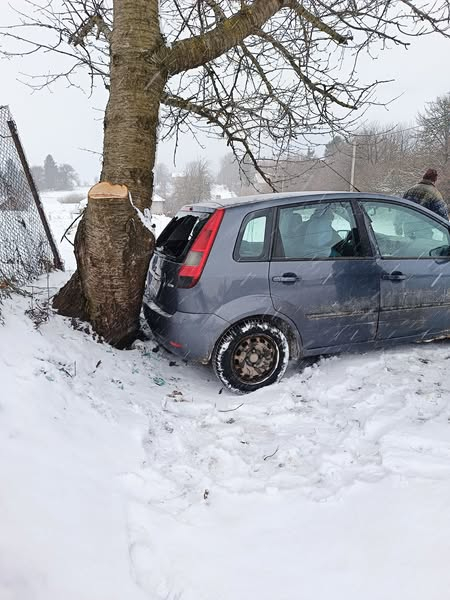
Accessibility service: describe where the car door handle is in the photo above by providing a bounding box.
[381,271,406,282]
[272,273,301,284]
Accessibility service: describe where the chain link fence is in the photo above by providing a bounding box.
[0,106,61,297]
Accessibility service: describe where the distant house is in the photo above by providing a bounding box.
[152,193,166,215]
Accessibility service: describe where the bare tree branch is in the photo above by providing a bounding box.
[162,0,286,75]
[162,0,350,75]
[2,0,450,196]
[282,0,349,44]
[161,91,277,190]
[69,14,112,46]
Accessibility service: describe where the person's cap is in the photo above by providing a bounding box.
[423,168,438,182]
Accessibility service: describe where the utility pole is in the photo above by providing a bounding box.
[350,139,356,192]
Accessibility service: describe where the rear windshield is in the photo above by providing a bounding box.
[156,211,211,260]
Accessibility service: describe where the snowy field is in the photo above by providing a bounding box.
[2,191,450,599]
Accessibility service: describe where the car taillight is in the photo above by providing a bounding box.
[178,209,224,288]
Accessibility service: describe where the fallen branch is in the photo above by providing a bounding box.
[218,403,244,413]
[263,446,279,461]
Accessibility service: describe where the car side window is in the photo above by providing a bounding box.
[274,201,362,260]
[362,201,450,258]
[235,211,268,260]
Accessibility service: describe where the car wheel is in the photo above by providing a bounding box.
[212,320,290,393]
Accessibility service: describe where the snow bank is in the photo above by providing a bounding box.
[40,188,90,272]
[3,189,450,599]
[151,213,170,236]
[2,285,450,599]
[211,184,236,200]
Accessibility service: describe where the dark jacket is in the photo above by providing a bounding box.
[403,180,448,219]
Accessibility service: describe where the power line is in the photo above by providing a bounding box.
[350,124,422,138]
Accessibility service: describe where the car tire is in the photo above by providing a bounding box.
[212,320,290,394]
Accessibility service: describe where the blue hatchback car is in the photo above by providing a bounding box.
[144,192,450,393]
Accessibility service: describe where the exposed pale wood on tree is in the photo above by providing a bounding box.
[53,182,153,347]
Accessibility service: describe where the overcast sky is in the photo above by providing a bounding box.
[1,3,449,183]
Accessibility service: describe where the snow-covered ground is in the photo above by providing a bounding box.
[211,184,237,200]
[2,192,450,599]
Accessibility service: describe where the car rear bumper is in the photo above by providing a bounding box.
[143,301,229,363]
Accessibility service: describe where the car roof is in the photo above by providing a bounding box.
[186,191,405,212]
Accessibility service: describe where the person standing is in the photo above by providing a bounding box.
[403,168,448,219]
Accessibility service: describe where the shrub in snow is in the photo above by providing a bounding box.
[57,193,85,205]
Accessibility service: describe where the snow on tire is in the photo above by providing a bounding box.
[212,320,290,394]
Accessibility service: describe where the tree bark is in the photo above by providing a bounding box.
[101,0,166,211]
[53,183,153,347]
[54,0,165,346]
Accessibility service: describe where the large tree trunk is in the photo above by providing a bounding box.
[53,183,153,347]
[100,0,166,210]
[54,0,166,347]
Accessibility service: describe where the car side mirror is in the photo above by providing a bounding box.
[429,245,450,257]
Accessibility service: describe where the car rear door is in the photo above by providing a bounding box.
[269,199,379,351]
[146,208,214,314]
[360,199,450,340]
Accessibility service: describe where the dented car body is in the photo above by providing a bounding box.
[144,191,450,392]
